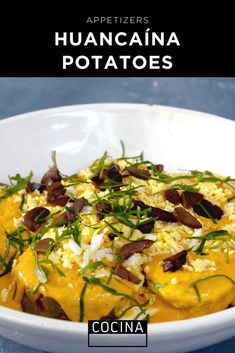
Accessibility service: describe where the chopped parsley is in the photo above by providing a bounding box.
[0,172,32,202]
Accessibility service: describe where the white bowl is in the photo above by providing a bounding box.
[0,103,235,353]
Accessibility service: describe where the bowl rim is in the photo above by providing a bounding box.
[0,300,235,336]
[0,102,234,127]
[0,102,235,336]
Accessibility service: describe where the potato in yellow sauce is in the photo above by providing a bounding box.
[0,151,235,322]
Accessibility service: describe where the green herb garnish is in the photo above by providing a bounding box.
[5,227,32,255]
[170,184,199,193]
[63,174,91,185]
[196,202,217,224]
[79,282,88,322]
[227,195,235,202]
[33,282,43,295]
[44,259,65,277]
[192,230,229,255]
[0,172,32,202]
[0,240,17,278]
[35,256,48,283]
[191,274,235,303]
[83,276,146,316]
[34,208,49,222]
[34,246,65,284]
[117,145,144,162]
[150,279,166,294]
[19,194,25,212]
[104,221,132,241]
[51,150,58,168]
[90,151,109,179]
[58,222,81,247]
[79,261,103,275]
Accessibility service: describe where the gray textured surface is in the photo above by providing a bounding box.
[0,77,235,120]
[0,77,234,353]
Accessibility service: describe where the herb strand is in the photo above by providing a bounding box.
[83,276,146,315]
[79,261,103,275]
[191,274,235,303]
[0,172,32,202]
[79,282,88,322]
[192,230,229,255]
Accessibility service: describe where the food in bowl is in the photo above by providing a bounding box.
[0,145,235,323]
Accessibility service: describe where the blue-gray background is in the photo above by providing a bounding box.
[0,77,235,353]
[0,77,235,120]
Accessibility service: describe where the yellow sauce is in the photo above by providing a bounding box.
[0,160,235,323]
[12,247,136,321]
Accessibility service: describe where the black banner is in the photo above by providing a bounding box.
[88,320,148,347]
[0,3,234,76]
